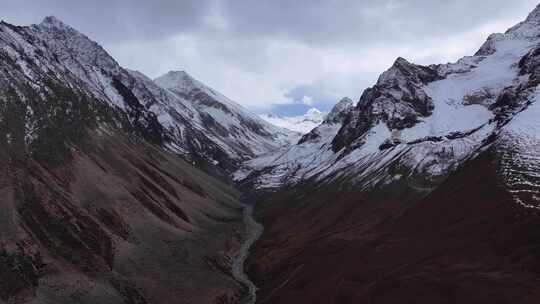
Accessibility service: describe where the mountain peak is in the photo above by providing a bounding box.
[324,97,354,124]
[261,108,325,134]
[154,70,198,90]
[502,4,540,40]
[394,56,410,65]
[378,55,442,87]
[40,15,69,29]
[336,96,353,105]
[32,15,121,74]
[165,70,190,77]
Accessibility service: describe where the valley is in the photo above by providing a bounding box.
[2,3,540,304]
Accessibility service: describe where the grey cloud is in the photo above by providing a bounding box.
[2,0,213,42]
[4,0,538,45]
[2,0,539,113]
[217,0,538,47]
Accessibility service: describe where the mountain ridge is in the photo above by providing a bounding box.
[237,7,540,195]
[15,15,296,175]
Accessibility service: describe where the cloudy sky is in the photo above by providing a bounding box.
[3,1,539,115]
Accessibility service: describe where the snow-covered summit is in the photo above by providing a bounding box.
[155,70,203,94]
[477,5,540,56]
[260,107,326,134]
[305,108,324,120]
[40,16,66,28]
[34,15,121,75]
[324,97,354,124]
[155,71,195,88]
[154,70,249,115]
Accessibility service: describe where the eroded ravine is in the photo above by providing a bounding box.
[232,205,264,304]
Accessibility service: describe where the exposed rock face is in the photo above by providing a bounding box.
[323,97,354,125]
[519,46,540,87]
[332,57,441,152]
[297,97,353,145]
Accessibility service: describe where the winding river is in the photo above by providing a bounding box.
[232,205,264,304]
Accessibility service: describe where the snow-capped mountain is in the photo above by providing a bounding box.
[0,16,297,175]
[0,16,263,304]
[238,4,540,202]
[236,97,353,185]
[260,108,326,134]
[152,70,299,165]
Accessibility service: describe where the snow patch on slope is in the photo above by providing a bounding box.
[499,88,540,210]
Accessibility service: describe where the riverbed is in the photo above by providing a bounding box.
[232,205,264,304]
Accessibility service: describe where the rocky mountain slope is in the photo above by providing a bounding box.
[0,16,284,304]
[152,70,298,171]
[260,108,326,134]
[244,4,540,304]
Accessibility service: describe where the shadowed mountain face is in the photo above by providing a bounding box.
[247,147,540,304]
[0,56,250,301]
[0,128,248,304]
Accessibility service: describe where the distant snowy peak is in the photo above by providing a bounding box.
[153,69,300,161]
[154,69,299,132]
[305,108,324,119]
[238,98,353,185]
[261,108,326,134]
[155,70,259,118]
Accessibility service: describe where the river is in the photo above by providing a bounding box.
[231,205,264,304]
